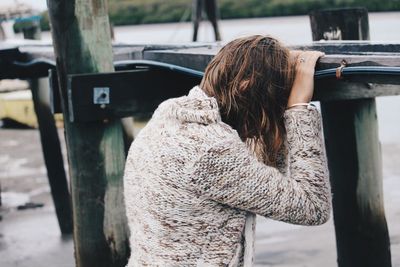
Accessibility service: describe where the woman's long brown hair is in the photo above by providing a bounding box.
[200,35,294,167]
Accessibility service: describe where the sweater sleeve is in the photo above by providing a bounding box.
[190,105,332,225]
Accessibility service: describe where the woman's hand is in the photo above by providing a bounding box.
[287,50,325,108]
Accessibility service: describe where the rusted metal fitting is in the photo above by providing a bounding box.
[336,59,348,79]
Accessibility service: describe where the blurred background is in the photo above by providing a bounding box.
[0,0,399,267]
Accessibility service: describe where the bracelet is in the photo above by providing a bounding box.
[287,102,310,109]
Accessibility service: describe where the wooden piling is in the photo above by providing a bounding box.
[310,8,391,267]
[204,0,221,41]
[47,1,129,266]
[24,21,73,235]
[22,19,42,40]
[30,78,73,234]
[310,8,370,41]
[192,0,201,41]
[192,0,221,41]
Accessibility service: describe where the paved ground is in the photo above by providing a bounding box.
[1,127,399,267]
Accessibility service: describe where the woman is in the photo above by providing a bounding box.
[123,35,331,266]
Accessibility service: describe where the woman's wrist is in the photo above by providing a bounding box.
[286,102,310,110]
[287,95,312,108]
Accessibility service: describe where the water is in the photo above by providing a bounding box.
[109,12,400,44]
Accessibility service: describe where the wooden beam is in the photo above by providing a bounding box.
[67,67,202,122]
[316,54,400,68]
[47,0,129,266]
[2,42,400,121]
[63,66,400,122]
[1,42,400,80]
[313,83,400,101]
[24,21,73,235]
[295,41,400,54]
[30,78,73,234]
[143,46,400,71]
[144,47,216,71]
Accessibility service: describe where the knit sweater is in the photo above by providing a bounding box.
[123,85,332,266]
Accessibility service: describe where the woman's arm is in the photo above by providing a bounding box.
[189,50,331,225]
[190,105,331,225]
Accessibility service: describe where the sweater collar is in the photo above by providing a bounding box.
[164,86,221,125]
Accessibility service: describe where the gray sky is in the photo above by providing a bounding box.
[0,0,47,11]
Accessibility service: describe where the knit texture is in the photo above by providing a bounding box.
[123,86,332,266]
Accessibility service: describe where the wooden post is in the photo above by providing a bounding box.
[24,21,73,235]
[22,19,42,40]
[310,8,391,267]
[0,23,6,40]
[47,1,129,266]
[192,0,221,41]
[121,117,134,155]
[0,183,2,221]
[30,78,73,234]
[204,0,221,41]
[310,8,370,41]
[192,0,203,41]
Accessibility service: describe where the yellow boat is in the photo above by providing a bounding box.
[0,90,38,128]
[0,88,64,128]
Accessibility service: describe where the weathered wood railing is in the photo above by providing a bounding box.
[3,42,400,118]
[1,40,400,267]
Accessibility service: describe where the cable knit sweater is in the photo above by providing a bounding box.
[123,85,331,266]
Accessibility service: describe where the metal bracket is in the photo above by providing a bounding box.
[336,59,348,79]
[66,65,202,122]
[93,87,110,105]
